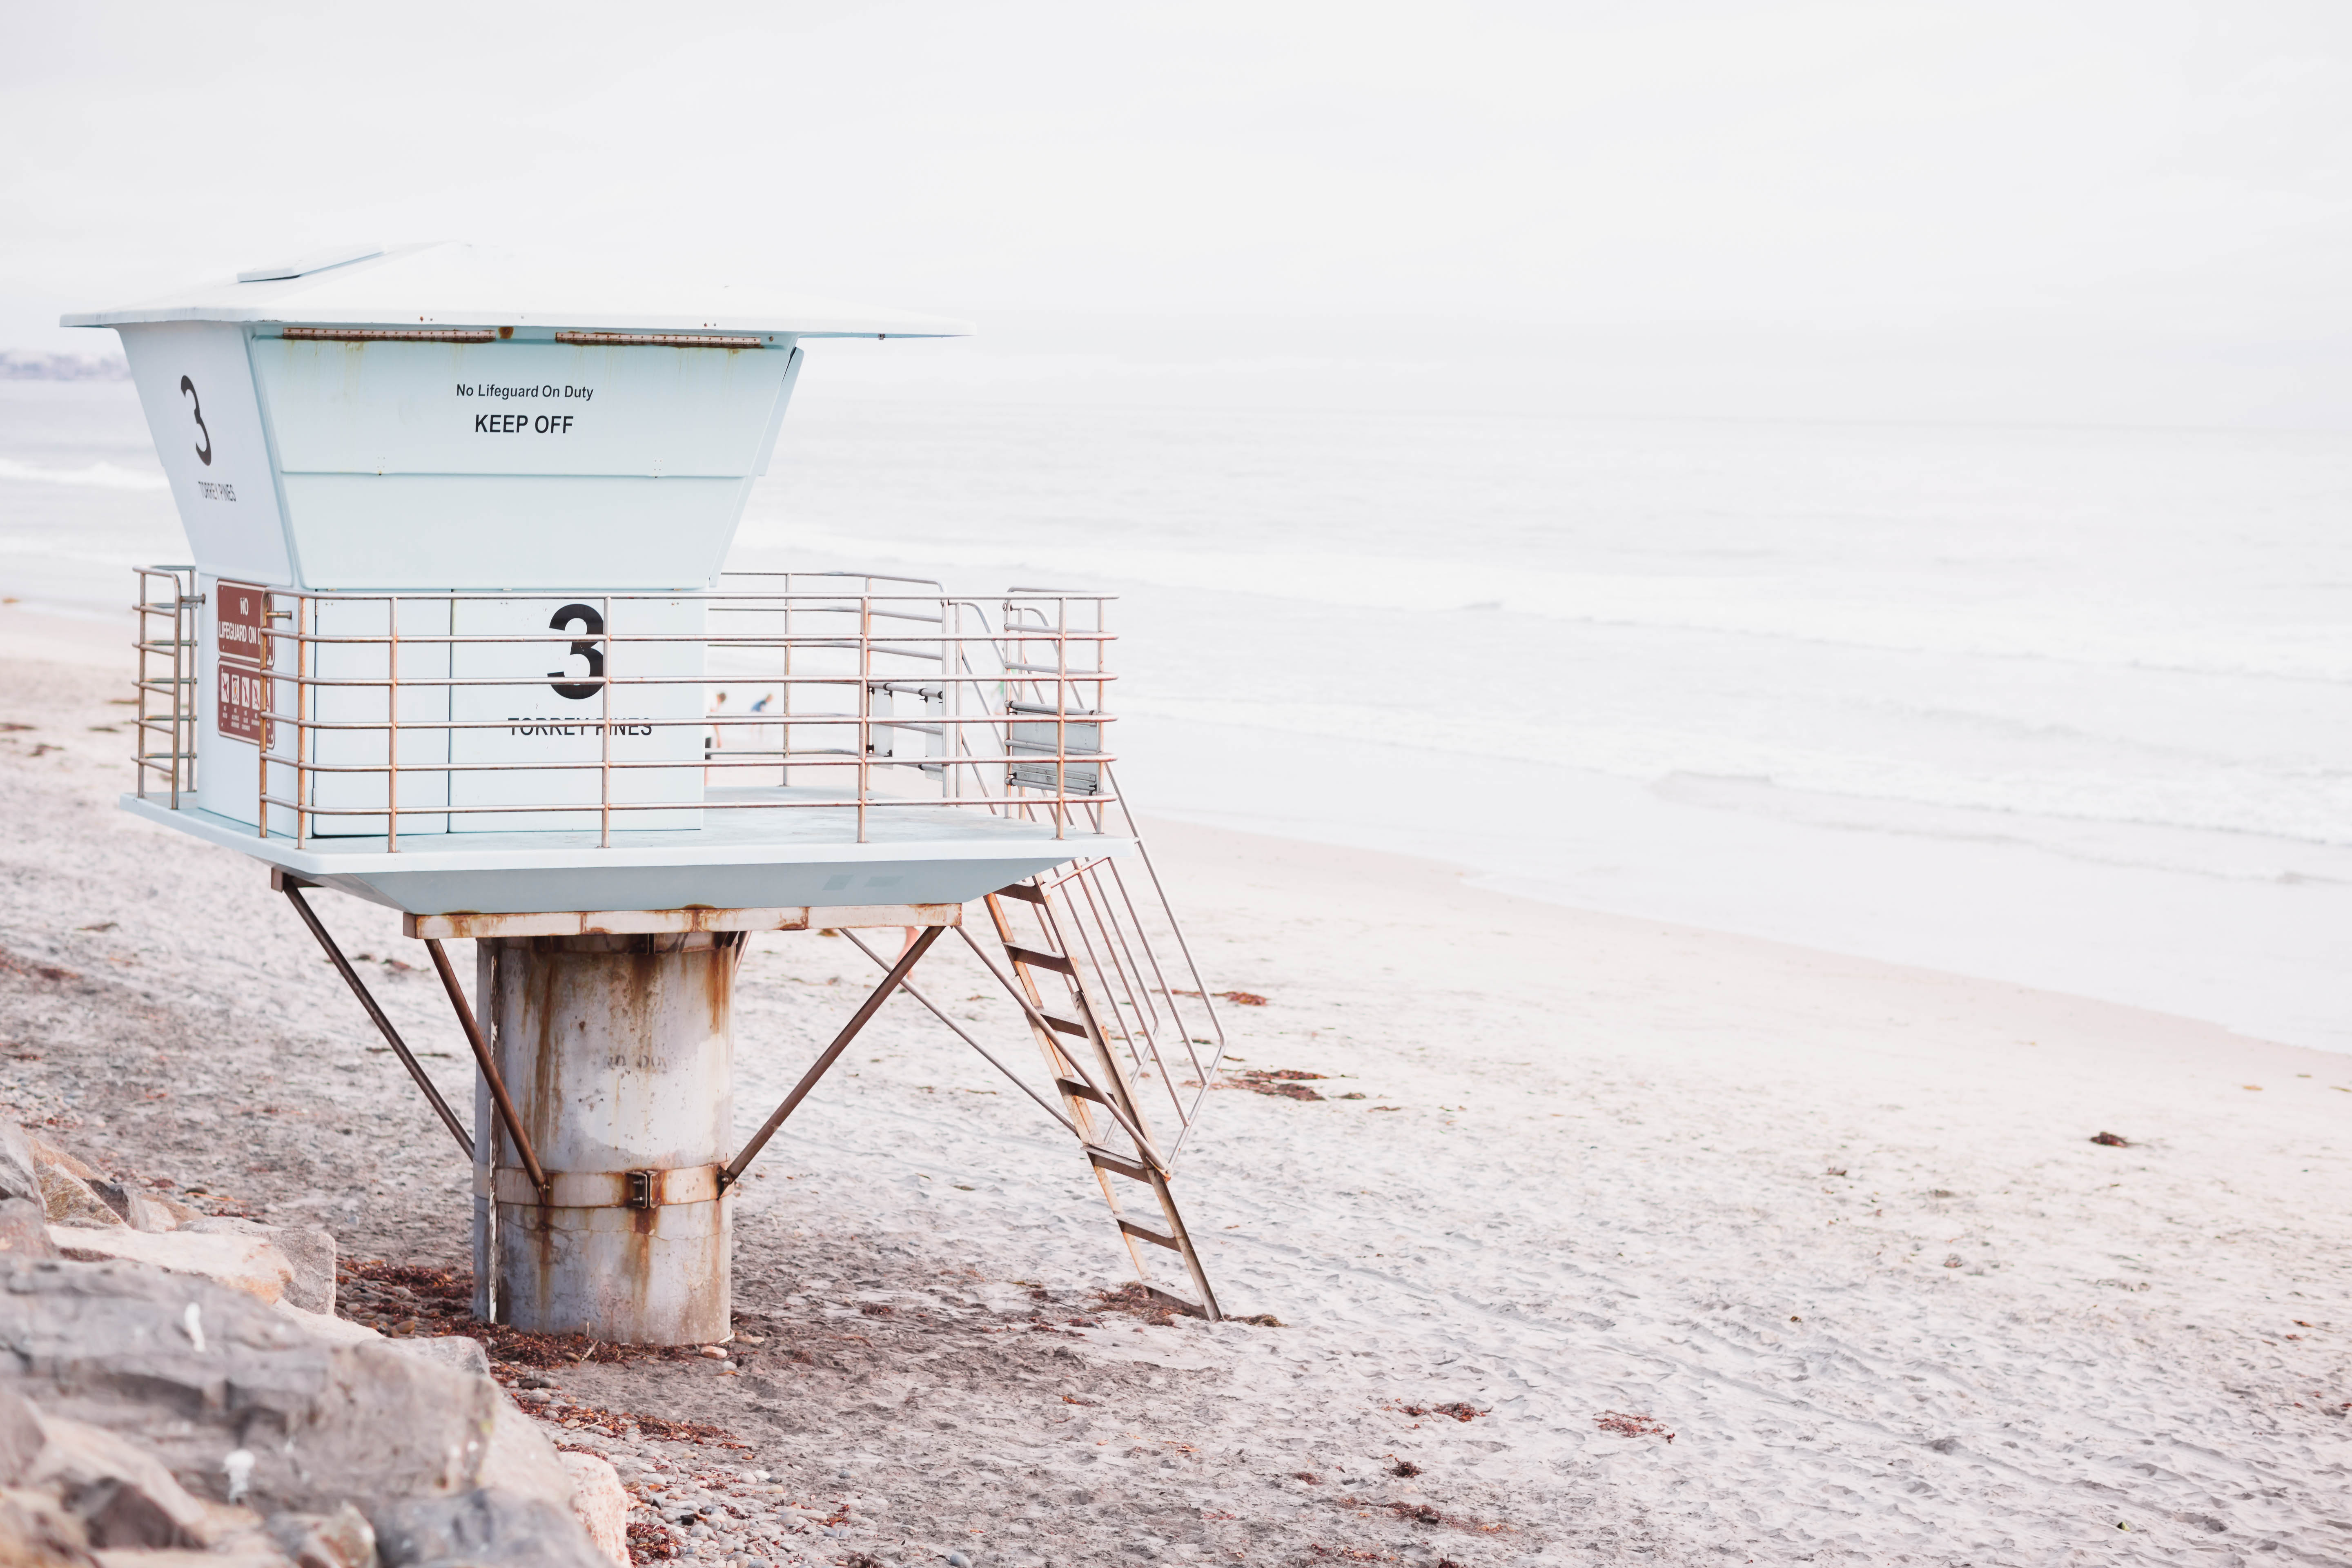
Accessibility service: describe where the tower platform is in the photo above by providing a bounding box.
[121,783,1123,915]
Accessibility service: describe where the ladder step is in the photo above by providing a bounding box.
[1006,944,1076,975]
[1118,1217,1183,1252]
[1144,1283,1211,1319]
[1040,1013,1089,1038]
[1056,1076,1107,1105]
[1085,1146,1153,1183]
[995,882,1049,904]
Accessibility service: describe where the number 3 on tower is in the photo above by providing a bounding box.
[180,375,212,467]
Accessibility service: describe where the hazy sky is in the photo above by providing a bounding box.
[5,1,2349,423]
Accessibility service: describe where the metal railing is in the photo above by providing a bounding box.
[133,566,200,809]
[1008,790,1232,1162]
[132,570,1120,849]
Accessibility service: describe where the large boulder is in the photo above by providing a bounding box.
[24,1409,216,1549]
[0,1124,40,1208]
[265,1502,376,1568]
[181,1219,336,1314]
[26,1137,124,1230]
[89,1180,191,1234]
[34,1169,119,1230]
[556,1452,629,1568]
[370,1488,606,1568]
[389,1337,490,1379]
[0,1483,97,1568]
[46,1228,297,1305]
[0,1385,258,1555]
[0,1201,55,1263]
[0,1260,580,1532]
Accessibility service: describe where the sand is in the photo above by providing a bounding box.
[0,605,2346,1566]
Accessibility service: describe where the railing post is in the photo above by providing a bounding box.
[386,595,400,853]
[177,572,196,810]
[295,593,309,848]
[256,587,270,842]
[857,595,871,844]
[1054,595,1069,839]
[600,592,613,849]
[945,597,961,806]
[779,595,793,790]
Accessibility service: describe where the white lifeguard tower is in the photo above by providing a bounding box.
[67,242,1229,1342]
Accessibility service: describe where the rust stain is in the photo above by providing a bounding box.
[483,931,738,1344]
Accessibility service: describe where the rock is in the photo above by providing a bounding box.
[270,1302,381,1347]
[36,1168,122,1230]
[0,1389,45,1484]
[556,1452,628,1568]
[0,1200,56,1263]
[369,1488,609,1568]
[107,1541,301,1568]
[88,1182,181,1235]
[0,1260,565,1516]
[0,1483,94,1567]
[266,1503,376,1568]
[26,1410,213,1549]
[0,1123,40,1207]
[479,1399,574,1517]
[26,1139,94,1184]
[45,1228,294,1306]
[180,1221,335,1314]
[92,1532,302,1568]
[388,1336,490,1379]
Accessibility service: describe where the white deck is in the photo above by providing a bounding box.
[119,786,1120,915]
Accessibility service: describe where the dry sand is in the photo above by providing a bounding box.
[0,604,2347,1566]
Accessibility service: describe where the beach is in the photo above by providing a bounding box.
[2,610,2345,1565]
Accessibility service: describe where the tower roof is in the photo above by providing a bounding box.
[61,241,969,338]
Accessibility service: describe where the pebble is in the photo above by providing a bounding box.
[947,1554,972,1567]
[699,1345,728,1360]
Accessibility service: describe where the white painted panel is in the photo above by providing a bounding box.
[448,595,705,833]
[251,339,789,477]
[277,474,747,590]
[302,596,451,837]
[751,346,802,476]
[118,325,292,583]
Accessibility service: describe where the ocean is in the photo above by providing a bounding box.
[5,371,2348,1051]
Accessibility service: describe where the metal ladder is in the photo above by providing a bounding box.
[981,855,1223,1320]
[841,590,1232,1316]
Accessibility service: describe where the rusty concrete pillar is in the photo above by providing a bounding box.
[476,932,739,1344]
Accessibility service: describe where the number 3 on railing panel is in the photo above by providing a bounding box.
[132,572,1120,850]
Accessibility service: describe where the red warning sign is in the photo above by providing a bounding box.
[217,662,265,742]
[216,582,267,666]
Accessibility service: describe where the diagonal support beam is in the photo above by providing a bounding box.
[422,937,549,1198]
[719,924,944,1191]
[275,875,473,1160]
[837,930,1076,1136]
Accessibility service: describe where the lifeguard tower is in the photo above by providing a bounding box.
[67,242,1229,1343]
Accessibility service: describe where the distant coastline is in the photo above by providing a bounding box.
[0,349,128,381]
